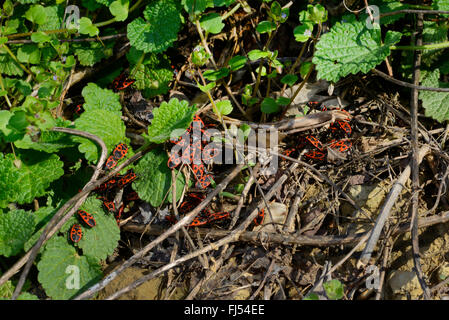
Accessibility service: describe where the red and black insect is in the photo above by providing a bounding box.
[77,210,96,228]
[74,104,84,115]
[103,200,116,212]
[117,170,137,189]
[105,156,118,170]
[69,224,83,243]
[125,191,139,202]
[329,139,352,153]
[112,73,135,91]
[115,204,124,225]
[253,208,265,226]
[304,150,326,161]
[304,135,323,151]
[112,143,128,160]
[207,211,230,223]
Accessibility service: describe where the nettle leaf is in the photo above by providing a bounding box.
[323,279,344,300]
[127,0,181,53]
[15,120,76,153]
[37,236,102,300]
[312,16,402,83]
[0,151,64,208]
[110,0,129,21]
[433,0,449,14]
[422,21,447,66]
[127,48,173,98]
[0,50,24,76]
[72,40,114,67]
[133,148,185,207]
[200,12,225,34]
[74,109,127,162]
[61,197,120,261]
[38,5,64,31]
[361,0,408,25]
[419,69,449,122]
[145,98,197,144]
[0,209,35,257]
[81,83,122,115]
[24,205,58,252]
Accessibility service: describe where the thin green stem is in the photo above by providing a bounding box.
[222,3,241,21]
[0,73,12,108]
[130,52,145,78]
[391,41,449,51]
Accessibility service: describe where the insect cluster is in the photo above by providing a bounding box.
[284,101,353,161]
[68,143,138,243]
[167,114,220,189]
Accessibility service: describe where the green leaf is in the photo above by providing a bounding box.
[133,148,185,206]
[276,96,290,106]
[323,279,344,300]
[312,16,402,83]
[0,151,64,208]
[247,49,271,61]
[37,236,102,300]
[214,0,234,6]
[0,209,35,257]
[15,122,75,153]
[303,293,319,300]
[81,83,122,116]
[256,20,276,34]
[0,50,23,76]
[62,197,120,261]
[17,44,41,64]
[203,68,229,81]
[38,5,64,31]
[24,5,48,25]
[198,82,216,93]
[215,100,233,116]
[200,13,225,34]
[261,97,280,114]
[422,21,448,66]
[74,109,127,163]
[293,23,313,42]
[127,48,173,98]
[127,0,181,53]
[145,98,197,144]
[228,55,247,71]
[281,74,298,86]
[30,31,51,43]
[299,4,327,25]
[419,69,449,122]
[300,62,313,78]
[110,0,129,21]
[191,46,210,66]
[433,0,449,14]
[78,17,99,37]
[182,0,210,15]
[72,41,114,67]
